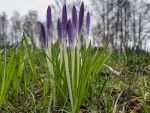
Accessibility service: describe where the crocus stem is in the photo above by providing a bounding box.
[60,47,63,69]
[64,42,73,108]
[60,46,64,89]
[76,38,80,89]
[86,34,89,50]
[71,48,75,100]
[46,42,56,108]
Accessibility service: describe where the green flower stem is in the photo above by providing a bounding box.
[64,43,73,108]
[46,42,56,107]
[86,35,89,50]
[60,46,63,69]
[60,46,64,86]
[71,48,77,105]
[71,49,75,91]
[77,41,80,89]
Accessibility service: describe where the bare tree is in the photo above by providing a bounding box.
[0,12,8,48]
[10,12,21,45]
[22,10,38,38]
[22,10,38,49]
[91,0,150,51]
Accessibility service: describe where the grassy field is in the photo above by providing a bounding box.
[0,32,150,113]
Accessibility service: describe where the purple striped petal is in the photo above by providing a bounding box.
[78,2,84,35]
[72,6,78,35]
[57,18,62,43]
[47,5,52,34]
[41,23,47,48]
[62,4,68,38]
[67,20,74,50]
[86,11,90,35]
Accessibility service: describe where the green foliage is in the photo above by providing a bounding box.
[44,40,111,112]
[0,47,17,107]
[0,31,150,113]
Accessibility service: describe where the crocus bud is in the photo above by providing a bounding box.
[72,6,78,36]
[41,23,47,48]
[47,5,52,34]
[57,18,62,44]
[78,2,84,36]
[67,20,74,50]
[62,4,68,38]
[86,11,90,35]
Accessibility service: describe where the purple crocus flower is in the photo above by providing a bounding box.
[72,6,78,35]
[57,18,62,43]
[47,5,52,34]
[86,11,90,35]
[62,4,68,38]
[67,20,74,50]
[78,2,84,36]
[41,23,47,48]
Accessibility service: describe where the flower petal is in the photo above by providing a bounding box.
[86,11,90,35]
[57,18,62,43]
[62,4,68,38]
[72,6,78,35]
[78,2,84,35]
[41,23,47,48]
[68,20,74,49]
[47,5,52,33]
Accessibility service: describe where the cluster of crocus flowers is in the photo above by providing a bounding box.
[41,2,90,49]
[41,2,90,111]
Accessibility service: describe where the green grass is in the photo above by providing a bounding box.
[0,32,150,112]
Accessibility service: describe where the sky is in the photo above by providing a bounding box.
[0,0,54,21]
[0,0,90,21]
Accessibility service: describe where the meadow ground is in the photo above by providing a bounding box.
[0,35,150,113]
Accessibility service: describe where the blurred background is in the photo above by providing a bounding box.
[0,0,150,52]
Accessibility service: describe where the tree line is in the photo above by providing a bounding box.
[0,10,42,49]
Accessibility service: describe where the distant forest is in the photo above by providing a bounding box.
[0,0,150,52]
